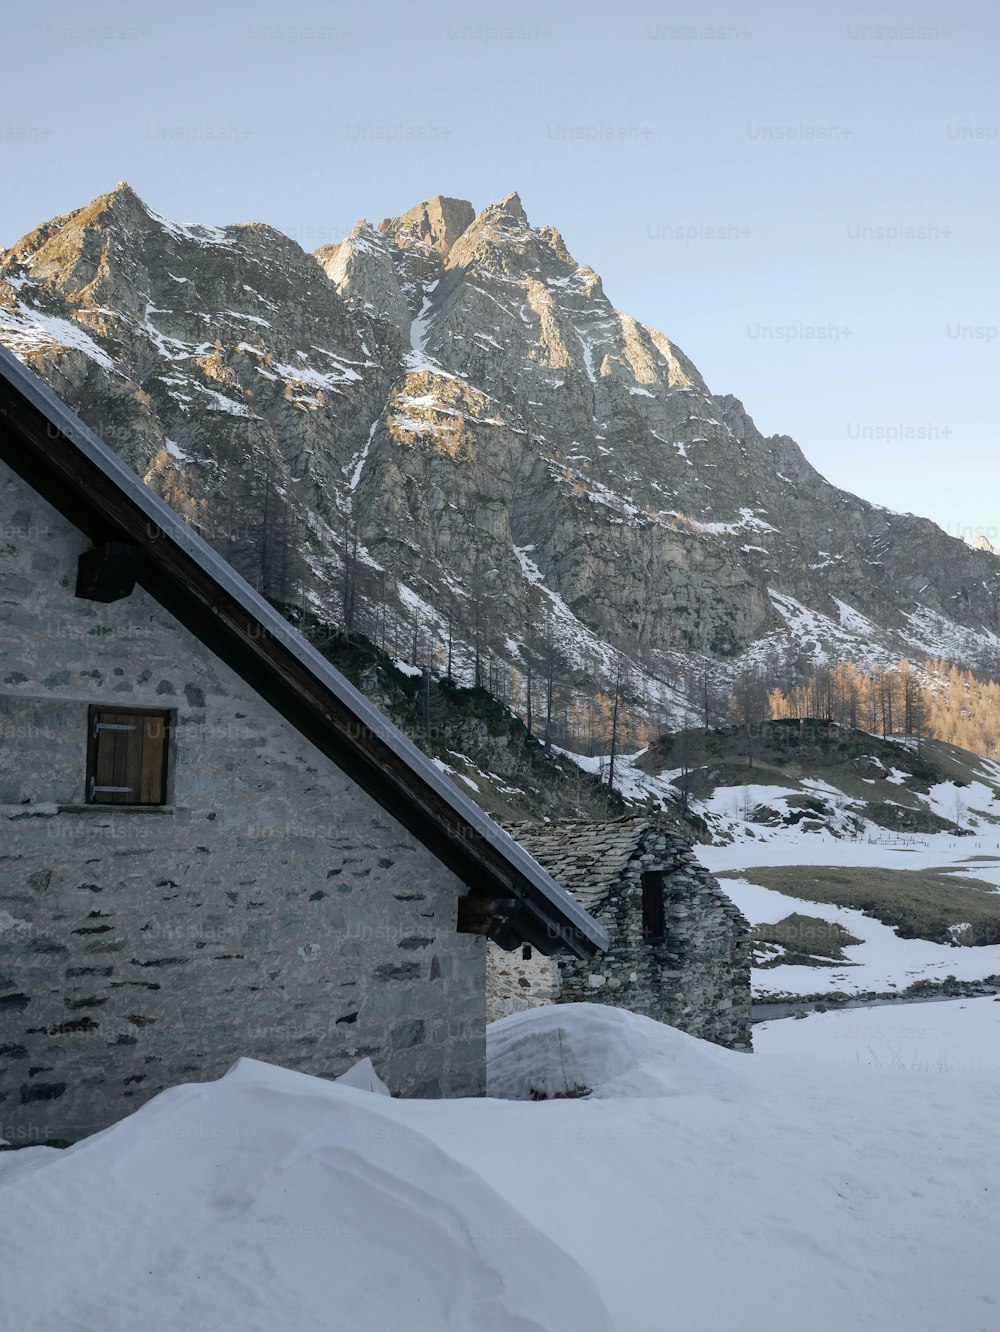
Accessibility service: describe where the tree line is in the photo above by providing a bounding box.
[766,658,1000,759]
[196,461,1000,772]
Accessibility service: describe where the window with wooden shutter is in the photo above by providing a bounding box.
[86,707,171,806]
[641,871,666,942]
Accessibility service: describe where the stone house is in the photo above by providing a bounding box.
[487,818,752,1050]
[0,344,606,1144]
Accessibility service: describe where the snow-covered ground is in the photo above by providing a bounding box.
[560,735,1000,1000]
[2,1002,998,1332]
[697,829,1000,998]
[755,991,1000,1074]
[714,866,1000,997]
[0,1054,611,1332]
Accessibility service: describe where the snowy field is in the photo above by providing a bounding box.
[2,1001,998,1332]
[755,991,1000,1074]
[628,751,1000,999]
[697,831,1000,998]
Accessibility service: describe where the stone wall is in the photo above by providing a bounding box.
[487,821,752,1051]
[486,942,559,1020]
[0,462,485,1145]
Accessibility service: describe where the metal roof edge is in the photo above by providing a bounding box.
[0,344,608,953]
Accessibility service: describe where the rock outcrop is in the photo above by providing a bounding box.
[2,183,998,729]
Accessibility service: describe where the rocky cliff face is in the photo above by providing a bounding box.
[2,183,997,729]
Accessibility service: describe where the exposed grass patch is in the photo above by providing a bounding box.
[752,913,862,968]
[929,861,1000,873]
[718,865,1000,946]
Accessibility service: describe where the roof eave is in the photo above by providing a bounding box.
[0,346,608,959]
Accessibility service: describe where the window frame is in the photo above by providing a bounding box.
[85,705,173,808]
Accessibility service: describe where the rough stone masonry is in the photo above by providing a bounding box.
[0,461,486,1144]
[488,818,752,1051]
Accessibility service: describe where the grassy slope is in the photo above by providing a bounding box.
[718,864,1000,947]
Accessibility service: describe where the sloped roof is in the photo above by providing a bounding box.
[0,343,606,958]
[512,816,662,912]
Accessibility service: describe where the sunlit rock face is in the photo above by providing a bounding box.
[3,183,998,727]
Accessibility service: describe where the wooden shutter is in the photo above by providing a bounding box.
[87,707,170,806]
[641,871,666,942]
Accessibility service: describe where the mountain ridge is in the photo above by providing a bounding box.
[1,182,997,741]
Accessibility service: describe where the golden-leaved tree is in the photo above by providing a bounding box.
[767,657,1000,759]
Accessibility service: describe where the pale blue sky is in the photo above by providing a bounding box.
[4,0,997,542]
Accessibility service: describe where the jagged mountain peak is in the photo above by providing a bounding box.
[377,195,476,259]
[68,181,219,244]
[57,178,148,228]
[467,191,533,237]
[4,181,137,265]
[444,195,561,282]
[3,183,999,739]
[8,182,223,278]
[535,224,574,265]
[3,182,330,341]
[1,181,155,310]
[321,190,578,342]
[62,182,305,260]
[495,190,528,220]
[108,178,144,205]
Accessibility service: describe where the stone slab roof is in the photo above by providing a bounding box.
[508,816,669,912]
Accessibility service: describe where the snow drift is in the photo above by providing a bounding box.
[1,1003,999,1331]
[0,1056,612,1332]
[487,1000,744,1101]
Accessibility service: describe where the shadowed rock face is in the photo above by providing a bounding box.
[2,182,998,726]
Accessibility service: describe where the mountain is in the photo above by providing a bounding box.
[292,625,626,825]
[2,183,998,737]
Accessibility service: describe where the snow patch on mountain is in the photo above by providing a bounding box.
[685,507,777,537]
[901,605,1000,661]
[0,302,118,373]
[145,205,236,248]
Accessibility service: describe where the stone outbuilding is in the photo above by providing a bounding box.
[488,818,752,1050]
[0,345,606,1144]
